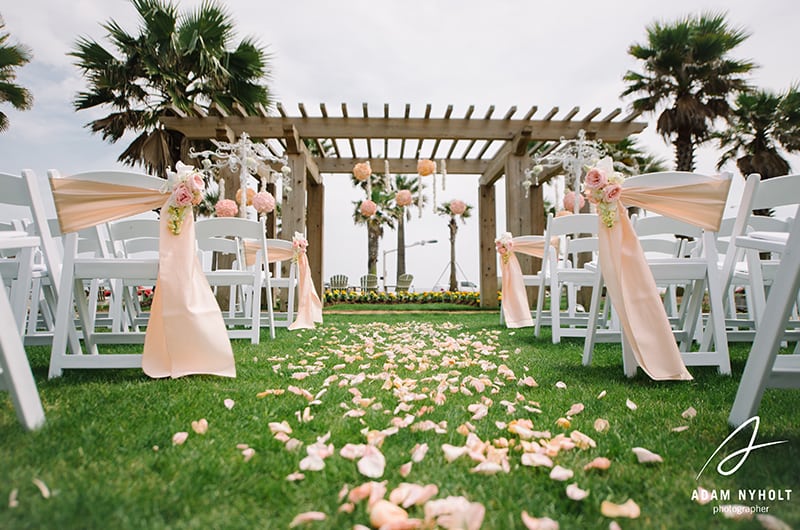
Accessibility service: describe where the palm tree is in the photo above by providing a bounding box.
[391,175,427,281]
[352,172,396,275]
[622,12,754,171]
[71,0,272,176]
[715,86,800,179]
[0,16,33,132]
[436,200,473,292]
[603,137,669,175]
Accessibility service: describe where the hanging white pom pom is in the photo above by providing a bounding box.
[441,159,447,190]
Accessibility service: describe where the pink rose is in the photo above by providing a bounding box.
[395,189,413,207]
[252,191,276,214]
[584,189,599,205]
[495,241,507,255]
[353,162,372,181]
[215,199,238,217]
[585,168,607,190]
[417,159,436,177]
[450,199,467,215]
[172,183,194,207]
[360,199,377,217]
[603,183,622,202]
[563,191,585,212]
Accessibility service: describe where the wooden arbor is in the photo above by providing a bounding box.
[160,103,645,306]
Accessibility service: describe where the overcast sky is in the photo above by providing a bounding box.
[1,0,798,290]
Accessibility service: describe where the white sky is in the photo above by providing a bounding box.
[1,0,798,290]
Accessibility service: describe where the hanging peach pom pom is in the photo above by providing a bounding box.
[253,191,276,214]
[360,199,377,217]
[563,190,585,212]
[450,199,467,215]
[236,187,256,206]
[215,199,239,217]
[353,162,372,181]
[396,189,413,207]
[417,159,436,176]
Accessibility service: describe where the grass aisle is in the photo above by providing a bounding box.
[1,312,798,529]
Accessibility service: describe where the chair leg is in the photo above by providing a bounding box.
[582,272,604,367]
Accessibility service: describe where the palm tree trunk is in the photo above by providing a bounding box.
[449,217,458,292]
[368,222,380,275]
[674,131,695,172]
[396,212,406,282]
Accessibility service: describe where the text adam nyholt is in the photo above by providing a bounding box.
[692,489,792,503]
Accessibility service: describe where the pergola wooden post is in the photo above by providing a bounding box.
[160,103,645,308]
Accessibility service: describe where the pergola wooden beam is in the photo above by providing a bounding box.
[282,125,322,185]
[317,157,489,174]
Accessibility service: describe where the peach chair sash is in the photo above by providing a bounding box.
[244,240,323,330]
[50,178,235,378]
[499,236,557,328]
[597,175,731,381]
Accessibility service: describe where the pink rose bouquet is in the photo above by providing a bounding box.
[449,199,467,215]
[215,199,239,218]
[417,159,436,177]
[395,189,413,207]
[563,190,585,213]
[495,232,514,264]
[252,191,276,214]
[353,162,372,182]
[583,157,625,228]
[166,162,206,235]
[291,231,308,262]
[360,199,377,217]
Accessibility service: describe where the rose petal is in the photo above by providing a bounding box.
[411,443,429,463]
[241,447,255,462]
[519,376,538,387]
[289,511,326,527]
[601,499,640,519]
[555,381,567,389]
[672,425,690,433]
[338,502,355,513]
[521,511,559,529]
[172,432,189,445]
[9,488,19,508]
[565,403,584,417]
[549,465,574,481]
[191,418,208,435]
[269,421,293,435]
[521,452,553,468]
[399,461,413,478]
[299,454,325,471]
[340,443,367,460]
[424,496,485,530]
[681,406,697,419]
[626,399,637,411]
[470,461,505,475]
[370,499,408,528]
[597,390,607,399]
[632,447,663,464]
[32,478,50,499]
[442,444,469,463]
[566,483,589,501]
[223,398,235,410]
[286,472,305,481]
[583,457,611,471]
[594,418,610,433]
[358,445,386,478]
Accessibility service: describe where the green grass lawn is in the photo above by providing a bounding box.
[1,312,798,529]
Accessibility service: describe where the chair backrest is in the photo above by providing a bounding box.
[330,274,348,289]
[107,218,161,258]
[53,170,165,191]
[541,213,599,268]
[195,217,267,270]
[633,214,702,258]
[396,273,414,291]
[360,274,378,291]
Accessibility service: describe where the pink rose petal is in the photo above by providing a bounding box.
[223,398,235,410]
[583,457,611,471]
[442,444,469,463]
[32,478,50,499]
[288,511,327,527]
[521,453,553,468]
[411,443,429,463]
[172,432,189,445]
[358,445,386,478]
[632,447,663,464]
[241,447,255,462]
[399,461,413,477]
[286,472,305,481]
[601,499,640,519]
[672,425,690,433]
[555,381,567,389]
[521,511,559,529]
[626,398,637,411]
[681,406,697,419]
[566,483,589,501]
[594,418,610,432]
[424,496,485,530]
[549,465,574,481]
[370,499,409,528]
[191,418,208,435]
[565,403,584,417]
[8,488,19,508]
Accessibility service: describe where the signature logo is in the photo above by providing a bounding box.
[696,416,788,480]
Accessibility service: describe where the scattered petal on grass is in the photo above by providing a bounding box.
[8,488,18,508]
[411,443,429,463]
[565,403,584,417]
[594,418,610,433]
[32,478,50,499]
[672,425,690,433]
[609,522,622,530]
[756,514,792,530]
[241,448,255,462]
[358,445,386,478]
[390,483,439,508]
[269,421,293,435]
[370,499,409,528]
[566,483,589,501]
[288,511,326,527]
[521,511,559,529]
[172,432,188,445]
[626,399,637,411]
[555,417,571,429]
[632,447,663,464]
[340,443,366,460]
[286,472,305,482]
[424,496,485,530]
[583,457,611,471]
[555,381,567,389]
[285,438,304,452]
[191,419,208,435]
[681,406,697,419]
[442,444,469,463]
[549,465,574,481]
[693,487,712,505]
[470,461,505,475]
[299,454,325,471]
[597,390,607,399]
[223,398,235,410]
[570,430,596,450]
[521,452,554,468]
[399,462,413,477]
[601,499,640,519]
[338,502,355,513]
[518,376,538,387]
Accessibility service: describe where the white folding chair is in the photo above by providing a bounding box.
[534,213,600,343]
[265,238,298,328]
[194,217,274,342]
[729,214,800,426]
[583,171,733,376]
[47,170,163,378]
[0,232,46,430]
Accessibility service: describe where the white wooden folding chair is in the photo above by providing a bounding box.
[583,171,733,376]
[194,217,274,342]
[534,213,600,343]
[729,214,800,426]
[47,170,163,378]
[265,238,298,328]
[0,232,46,430]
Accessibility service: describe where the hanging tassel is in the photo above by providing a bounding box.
[384,159,390,181]
[418,174,423,218]
[433,172,437,212]
[441,159,447,190]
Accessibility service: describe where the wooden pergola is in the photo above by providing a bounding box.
[160,102,646,307]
